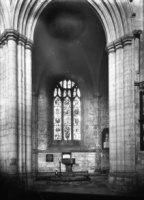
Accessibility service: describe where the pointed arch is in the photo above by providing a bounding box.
[10,0,133,44]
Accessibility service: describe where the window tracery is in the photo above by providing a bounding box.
[53,79,81,141]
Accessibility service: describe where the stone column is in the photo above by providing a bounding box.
[115,40,124,172]
[123,36,135,173]
[2,40,8,173]
[0,42,2,172]
[17,35,27,174]
[95,93,101,171]
[0,30,34,181]
[17,36,22,174]
[32,93,39,176]
[107,43,117,173]
[7,31,18,174]
[0,31,18,174]
[25,40,33,177]
[107,34,137,193]
[22,38,26,174]
[5,39,9,173]
[17,34,33,185]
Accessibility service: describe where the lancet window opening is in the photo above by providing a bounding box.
[53,79,81,141]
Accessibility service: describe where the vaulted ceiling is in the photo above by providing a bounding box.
[32,0,108,95]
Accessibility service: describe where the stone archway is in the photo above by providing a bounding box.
[0,0,141,192]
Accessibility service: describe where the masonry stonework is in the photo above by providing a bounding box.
[32,74,108,173]
[0,0,144,194]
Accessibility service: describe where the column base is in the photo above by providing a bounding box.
[108,172,137,193]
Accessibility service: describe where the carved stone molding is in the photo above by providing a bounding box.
[0,29,33,48]
[0,29,19,43]
[106,34,134,53]
[18,34,27,45]
[106,42,115,53]
[107,30,143,52]
[26,39,33,50]
[122,34,134,46]
[5,29,19,42]
[114,39,123,50]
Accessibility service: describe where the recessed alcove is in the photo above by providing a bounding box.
[32,0,108,174]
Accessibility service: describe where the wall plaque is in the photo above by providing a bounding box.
[46,154,53,162]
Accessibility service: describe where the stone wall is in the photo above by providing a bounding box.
[33,75,109,173]
[38,152,95,173]
[37,88,48,150]
[101,96,109,171]
[83,95,99,150]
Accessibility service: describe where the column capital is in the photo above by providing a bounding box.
[0,34,6,45]
[18,34,27,46]
[0,29,19,44]
[0,29,33,47]
[106,34,134,53]
[121,34,134,46]
[106,42,115,53]
[114,39,123,50]
[133,29,143,39]
[25,39,33,50]
[3,29,19,42]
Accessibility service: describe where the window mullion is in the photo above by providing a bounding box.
[53,80,81,142]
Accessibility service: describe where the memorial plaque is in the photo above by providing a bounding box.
[46,154,53,162]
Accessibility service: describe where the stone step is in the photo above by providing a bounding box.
[35,176,91,186]
[35,172,91,186]
[36,171,89,180]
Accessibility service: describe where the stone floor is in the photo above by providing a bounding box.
[1,174,144,200]
[35,174,113,195]
[34,174,144,199]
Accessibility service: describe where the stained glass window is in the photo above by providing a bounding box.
[53,80,81,141]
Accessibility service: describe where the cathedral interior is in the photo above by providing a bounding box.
[0,0,144,199]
